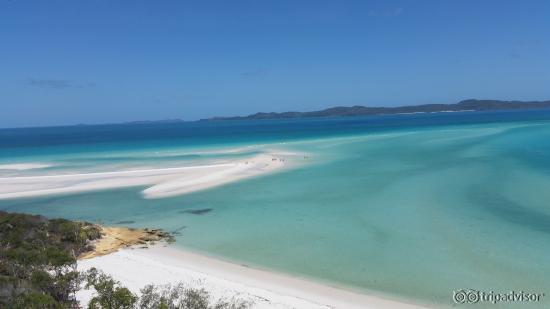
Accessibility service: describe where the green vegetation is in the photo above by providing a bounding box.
[82,268,250,309]
[84,268,137,309]
[0,211,101,308]
[138,282,250,309]
[0,211,251,309]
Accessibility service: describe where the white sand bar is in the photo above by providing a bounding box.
[77,245,428,309]
[0,154,291,200]
[0,163,52,170]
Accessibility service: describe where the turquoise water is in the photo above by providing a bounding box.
[2,111,550,308]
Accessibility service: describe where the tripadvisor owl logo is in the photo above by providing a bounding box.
[453,289,544,305]
[453,289,480,304]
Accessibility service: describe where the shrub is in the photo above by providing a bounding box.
[139,282,251,309]
[84,268,138,309]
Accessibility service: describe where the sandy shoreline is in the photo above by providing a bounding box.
[77,244,429,309]
[0,153,296,200]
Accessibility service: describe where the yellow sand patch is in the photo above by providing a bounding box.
[79,226,170,259]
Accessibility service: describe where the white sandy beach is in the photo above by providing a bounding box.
[77,245,428,309]
[0,153,294,200]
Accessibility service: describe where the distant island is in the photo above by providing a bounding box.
[7,99,550,130]
[207,99,550,121]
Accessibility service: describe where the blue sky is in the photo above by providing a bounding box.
[1,0,549,127]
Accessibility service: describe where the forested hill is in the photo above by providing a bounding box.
[208,99,550,121]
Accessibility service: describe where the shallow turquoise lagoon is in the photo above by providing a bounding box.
[2,111,550,308]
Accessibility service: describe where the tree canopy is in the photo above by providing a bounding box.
[0,211,101,308]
